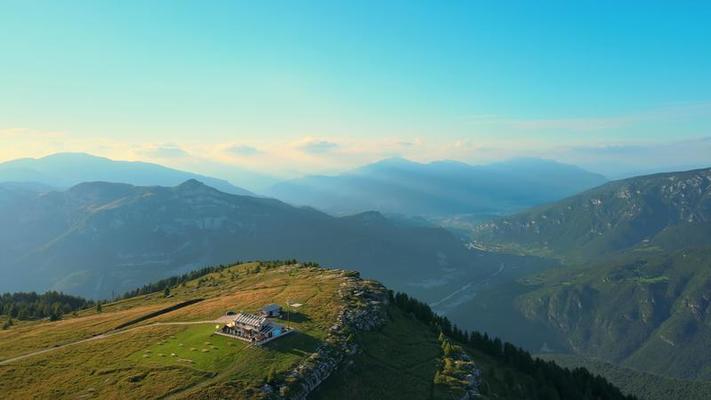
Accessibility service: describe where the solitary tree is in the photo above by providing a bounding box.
[96,303,102,313]
[163,287,171,297]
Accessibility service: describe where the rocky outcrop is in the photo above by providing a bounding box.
[438,337,481,400]
[269,271,387,400]
[456,352,481,400]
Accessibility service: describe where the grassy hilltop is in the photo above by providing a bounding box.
[0,262,471,399]
[0,261,633,400]
[0,262,346,398]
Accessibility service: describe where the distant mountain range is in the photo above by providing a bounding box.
[3,153,710,397]
[470,167,711,381]
[0,153,253,196]
[0,179,516,299]
[265,157,607,217]
[0,153,609,220]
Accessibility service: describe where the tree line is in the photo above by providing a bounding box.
[2,259,314,328]
[119,259,318,299]
[119,263,236,299]
[1,291,94,323]
[389,291,638,400]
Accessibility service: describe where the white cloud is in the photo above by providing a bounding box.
[138,144,189,159]
[296,139,340,154]
[225,144,262,156]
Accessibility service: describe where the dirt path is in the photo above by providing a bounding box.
[0,320,219,366]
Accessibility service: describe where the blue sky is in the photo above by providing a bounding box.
[1,1,711,182]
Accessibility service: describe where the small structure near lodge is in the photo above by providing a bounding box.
[261,303,282,318]
[216,304,292,345]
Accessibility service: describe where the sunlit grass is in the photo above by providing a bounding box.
[0,262,346,399]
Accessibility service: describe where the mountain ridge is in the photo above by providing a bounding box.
[0,152,253,196]
[266,157,607,217]
[472,166,711,260]
[0,179,508,301]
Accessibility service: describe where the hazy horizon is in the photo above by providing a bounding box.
[3,147,711,193]
[2,2,711,183]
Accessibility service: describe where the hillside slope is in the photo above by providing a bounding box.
[469,168,711,382]
[0,152,252,195]
[539,353,711,400]
[473,167,711,260]
[518,248,711,380]
[0,180,522,303]
[0,262,634,400]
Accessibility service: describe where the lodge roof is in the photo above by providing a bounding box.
[232,312,267,328]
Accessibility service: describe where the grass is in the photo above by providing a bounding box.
[0,302,172,362]
[0,262,523,400]
[130,324,248,372]
[311,305,453,400]
[0,262,348,399]
[0,324,209,399]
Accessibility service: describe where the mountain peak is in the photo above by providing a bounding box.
[343,210,388,225]
[177,179,209,190]
[179,178,204,186]
[40,152,109,162]
[0,152,253,196]
[360,157,420,169]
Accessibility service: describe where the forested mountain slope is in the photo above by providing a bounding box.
[470,168,711,382]
[473,167,711,260]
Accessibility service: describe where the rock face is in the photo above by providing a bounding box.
[271,271,388,400]
[437,335,481,400]
[455,351,481,400]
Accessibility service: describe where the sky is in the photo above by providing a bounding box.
[2,1,711,186]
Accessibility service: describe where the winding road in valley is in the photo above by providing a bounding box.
[429,263,505,312]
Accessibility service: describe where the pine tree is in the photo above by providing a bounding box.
[433,370,445,385]
[96,303,102,313]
